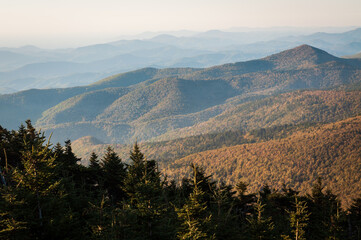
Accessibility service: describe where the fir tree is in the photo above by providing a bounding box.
[0,185,28,239]
[87,195,121,240]
[282,197,310,240]
[307,177,344,240]
[246,195,275,240]
[130,141,144,168]
[212,182,240,240]
[235,180,255,222]
[87,152,103,190]
[89,152,101,171]
[124,142,161,201]
[122,143,171,240]
[100,146,126,203]
[176,164,215,240]
[0,131,61,239]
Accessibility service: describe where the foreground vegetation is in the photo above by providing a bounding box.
[1,121,361,239]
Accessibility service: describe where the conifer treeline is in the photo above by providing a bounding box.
[0,121,361,239]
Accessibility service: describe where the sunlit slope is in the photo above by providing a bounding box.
[164,116,361,206]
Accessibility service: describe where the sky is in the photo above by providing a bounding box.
[1,0,361,48]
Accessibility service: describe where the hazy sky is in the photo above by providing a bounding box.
[1,0,361,48]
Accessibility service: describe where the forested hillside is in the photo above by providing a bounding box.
[1,122,361,239]
[71,89,361,160]
[72,114,361,207]
[152,90,361,141]
[2,45,361,144]
[163,116,361,207]
[33,46,361,143]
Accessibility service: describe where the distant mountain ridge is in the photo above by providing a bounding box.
[1,45,361,144]
[1,28,361,93]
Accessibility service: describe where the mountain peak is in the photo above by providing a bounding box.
[293,44,316,50]
[264,44,339,69]
[289,44,329,54]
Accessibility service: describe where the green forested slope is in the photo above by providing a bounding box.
[0,67,199,129]
[37,87,130,125]
[152,90,361,141]
[45,89,361,143]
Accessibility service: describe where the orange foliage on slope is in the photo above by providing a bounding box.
[164,116,361,207]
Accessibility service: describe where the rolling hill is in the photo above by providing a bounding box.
[163,116,361,207]
[37,45,361,143]
[71,89,361,161]
[2,45,361,144]
[0,67,198,130]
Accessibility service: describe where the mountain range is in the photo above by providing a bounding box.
[1,28,361,94]
[2,43,361,205]
[1,44,361,145]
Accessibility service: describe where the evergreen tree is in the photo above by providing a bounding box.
[307,177,344,240]
[87,152,103,191]
[100,146,126,203]
[89,152,101,171]
[184,163,216,207]
[0,132,61,239]
[176,164,215,240]
[87,195,121,240]
[212,182,240,240]
[122,143,172,240]
[124,142,161,201]
[235,180,255,222]
[246,195,275,240]
[282,197,310,240]
[130,141,144,168]
[0,184,28,239]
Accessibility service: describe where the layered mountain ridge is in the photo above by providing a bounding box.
[1,27,361,93]
[2,44,361,205]
[1,45,361,144]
